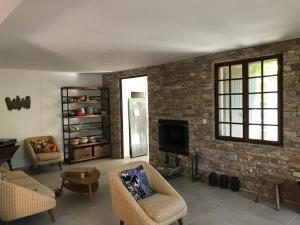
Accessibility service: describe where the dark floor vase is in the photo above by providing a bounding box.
[219,174,229,189]
[209,172,218,186]
[230,177,240,192]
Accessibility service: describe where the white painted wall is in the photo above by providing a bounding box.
[121,76,148,158]
[0,68,102,168]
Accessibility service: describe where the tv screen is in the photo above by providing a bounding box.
[159,120,189,155]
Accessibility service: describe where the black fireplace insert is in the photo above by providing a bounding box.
[158,119,189,155]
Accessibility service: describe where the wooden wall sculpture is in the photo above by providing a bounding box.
[5,96,31,111]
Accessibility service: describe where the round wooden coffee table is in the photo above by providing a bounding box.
[60,168,100,200]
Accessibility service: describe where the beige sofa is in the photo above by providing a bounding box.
[108,161,187,225]
[0,167,56,224]
[24,136,63,173]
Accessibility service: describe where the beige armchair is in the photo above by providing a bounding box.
[108,161,187,225]
[24,136,63,173]
[0,168,56,224]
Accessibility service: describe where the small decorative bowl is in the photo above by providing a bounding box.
[74,108,85,116]
[70,138,79,145]
[79,137,88,144]
[88,136,96,143]
[69,111,75,116]
[85,107,94,115]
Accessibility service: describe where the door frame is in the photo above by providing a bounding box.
[119,74,148,159]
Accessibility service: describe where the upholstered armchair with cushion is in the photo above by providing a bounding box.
[24,136,63,173]
[0,167,56,224]
[108,161,187,225]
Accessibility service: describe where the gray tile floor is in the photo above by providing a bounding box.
[7,157,300,225]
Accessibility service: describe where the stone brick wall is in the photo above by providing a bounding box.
[103,39,300,202]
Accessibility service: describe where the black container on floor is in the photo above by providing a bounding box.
[230,177,240,192]
[209,172,218,186]
[219,174,229,189]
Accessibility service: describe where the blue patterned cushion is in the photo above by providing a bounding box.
[120,165,154,201]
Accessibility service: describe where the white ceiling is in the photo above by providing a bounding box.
[0,0,300,72]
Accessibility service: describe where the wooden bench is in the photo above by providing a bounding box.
[255,175,285,210]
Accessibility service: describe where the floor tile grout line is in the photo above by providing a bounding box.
[29,159,298,225]
[237,203,265,225]
[285,214,297,225]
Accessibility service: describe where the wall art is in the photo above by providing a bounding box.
[5,96,31,111]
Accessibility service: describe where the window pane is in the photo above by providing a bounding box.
[216,56,281,144]
[249,94,262,108]
[249,61,261,77]
[232,124,243,138]
[231,95,242,108]
[219,110,230,122]
[263,93,278,108]
[263,76,278,92]
[219,66,229,80]
[219,95,230,108]
[231,64,242,79]
[231,80,242,93]
[249,109,262,124]
[219,81,229,94]
[263,109,278,125]
[219,123,230,136]
[263,59,278,76]
[232,110,243,123]
[249,125,262,140]
[249,77,261,93]
[264,126,278,141]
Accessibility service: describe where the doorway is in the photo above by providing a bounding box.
[121,76,149,159]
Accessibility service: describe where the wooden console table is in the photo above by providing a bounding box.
[0,145,19,171]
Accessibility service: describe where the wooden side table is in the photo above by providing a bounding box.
[60,168,100,200]
[0,145,19,171]
[255,175,285,210]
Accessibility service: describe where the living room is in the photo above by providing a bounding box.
[0,1,299,225]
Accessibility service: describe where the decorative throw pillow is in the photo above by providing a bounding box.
[31,139,57,153]
[31,139,46,153]
[44,143,57,153]
[120,165,154,201]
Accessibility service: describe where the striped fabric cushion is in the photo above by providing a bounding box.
[138,193,187,223]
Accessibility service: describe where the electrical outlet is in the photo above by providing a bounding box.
[202,119,207,124]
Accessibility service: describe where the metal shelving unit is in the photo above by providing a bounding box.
[61,86,111,163]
